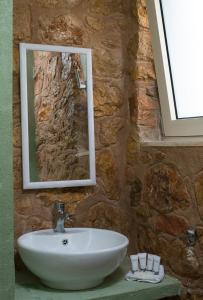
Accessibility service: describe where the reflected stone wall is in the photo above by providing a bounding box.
[32,51,89,181]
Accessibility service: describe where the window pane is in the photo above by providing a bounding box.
[161,0,203,119]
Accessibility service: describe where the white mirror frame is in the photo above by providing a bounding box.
[20,43,96,189]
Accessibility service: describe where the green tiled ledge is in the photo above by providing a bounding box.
[15,258,181,300]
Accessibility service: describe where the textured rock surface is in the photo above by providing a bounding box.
[96,149,120,200]
[194,171,203,220]
[13,0,134,259]
[33,51,89,180]
[37,15,84,45]
[94,82,123,117]
[13,0,203,298]
[83,202,131,236]
[144,163,190,213]
[127,0,203,298]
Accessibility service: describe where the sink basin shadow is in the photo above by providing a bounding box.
[17,228,129,290]
[15,262,126,293]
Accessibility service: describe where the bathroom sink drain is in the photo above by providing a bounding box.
[62,239,68,245]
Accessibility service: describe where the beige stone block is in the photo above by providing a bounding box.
[88,0,124,16]
[143,163,191,213]
[38,15,83,45]
[13,149,23,192]
[93,82,123,117]
[84,202,131,236]
[86,16,104,31]
[137,226,158,253]
[132,62,156,81]
[138,125,161,141]
[101,37,122,50]
[13,126,21,148]
[13,47,20,75]
[152,213,189,236]
[13,76,20,101]
[154,151,167,162]
[128,95,137,124]
[130,92,159,125]
[99,118,124,146]
[159,238,200,278]
[34,0,82,8]
[137,109,157,127]
[140,151,153,164]
[194,171,203,220]
[138,93,159,111]
[15,197,32,216]
[192,296,203,300]
[36,0,59,6]
[31,200,52,221]
[100,16,127,49]
[93,48,123,79]
[129,176,142,207]
[137,30,153,61]
[14,216,31,240]
[133,0,149,29]
[96,149,119,200]
[13,103,21,128]
[146,86,159,98]
[134,204,151,218]
[126,128,140,165]
[199,236,203,250]
[104,14,128,32]
[13,6,31,43]
[36,191,90,214]
[196,226,203,248]
[128,31,153,61]
[31,216,44,231]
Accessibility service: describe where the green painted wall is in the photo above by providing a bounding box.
[0,0,15,299]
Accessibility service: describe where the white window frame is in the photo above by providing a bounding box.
[146,0,203,136]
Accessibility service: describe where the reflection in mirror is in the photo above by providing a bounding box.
[20,43,95,189]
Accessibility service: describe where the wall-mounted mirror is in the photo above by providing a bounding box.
[20,43,96,189]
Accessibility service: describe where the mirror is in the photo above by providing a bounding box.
[20,43,96,189]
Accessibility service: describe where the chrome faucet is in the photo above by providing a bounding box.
[53,202,72,233]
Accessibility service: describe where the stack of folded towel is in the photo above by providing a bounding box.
[125,253,165,283]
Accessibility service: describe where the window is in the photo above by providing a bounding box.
[146,0,203,136]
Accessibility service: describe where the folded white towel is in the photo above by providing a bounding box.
[125,265,165,284]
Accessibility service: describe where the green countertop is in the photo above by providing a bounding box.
[15,258,181,300]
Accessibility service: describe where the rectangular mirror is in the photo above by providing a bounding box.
[20,43,96,189]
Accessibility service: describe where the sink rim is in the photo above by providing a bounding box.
[17,227,129,256]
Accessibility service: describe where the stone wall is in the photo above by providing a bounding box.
[127,1,203,299]
[13,0,136,254]
[13,0,203,299]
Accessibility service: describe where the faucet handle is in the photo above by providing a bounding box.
[66,213,75,222]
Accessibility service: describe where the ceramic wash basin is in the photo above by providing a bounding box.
[17,228,129,290]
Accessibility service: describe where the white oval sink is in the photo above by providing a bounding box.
[17,228,129,290]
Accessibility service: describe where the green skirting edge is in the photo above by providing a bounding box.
[15,258,181,300]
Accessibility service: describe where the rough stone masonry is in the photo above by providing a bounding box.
[13,0,203,298]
